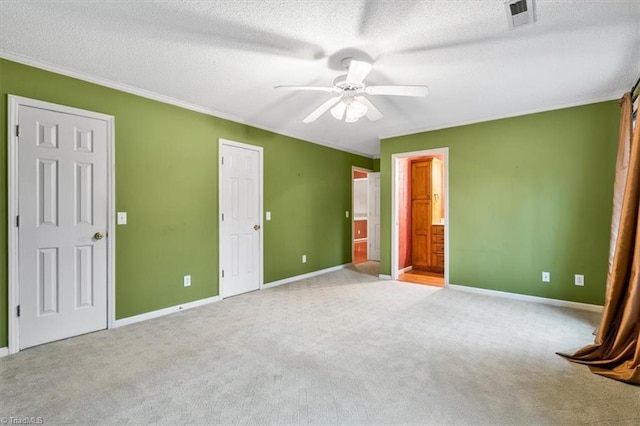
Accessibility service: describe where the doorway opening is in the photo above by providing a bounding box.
[353,168,369,264]
[352,167,380,276]
[391,148,449,287]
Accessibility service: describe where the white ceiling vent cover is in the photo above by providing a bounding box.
[505,0,536,28]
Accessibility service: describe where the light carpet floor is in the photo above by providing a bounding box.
[1,264,639,425]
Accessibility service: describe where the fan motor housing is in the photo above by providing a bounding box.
[333,75,363,92]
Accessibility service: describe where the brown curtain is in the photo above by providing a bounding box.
[559,92,640,384]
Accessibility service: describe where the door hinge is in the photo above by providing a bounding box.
[221,156,224,165]
[17,305,20,317]
[221,270,225,278]
[16,215,19,227]
[15,125,20,137]
[221,213,224,222]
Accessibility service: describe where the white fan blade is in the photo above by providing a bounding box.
[365,85,429,97]
[275,85,336,92]
[355,96,383,121]
[303,96,342,123]
[346,60,373,85]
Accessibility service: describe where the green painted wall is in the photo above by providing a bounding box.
[0,59,372,347]
[381,102,619,305]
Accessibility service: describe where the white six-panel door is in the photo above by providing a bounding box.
[17,103,109,349]
[219,140,262,298]
[368,172,381,261]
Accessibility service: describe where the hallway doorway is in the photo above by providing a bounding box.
[352,167,380,265]
[391,148,449,287]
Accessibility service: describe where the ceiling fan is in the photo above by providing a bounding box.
[275,58,429,124]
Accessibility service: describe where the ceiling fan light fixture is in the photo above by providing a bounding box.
[330,101,347,120]
[278,58,427,123]
[345,112,359,123]
[349,98,368,118]
[341,97,368,123]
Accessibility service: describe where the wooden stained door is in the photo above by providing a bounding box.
[411,159,432,271]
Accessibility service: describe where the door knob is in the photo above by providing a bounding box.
[94,232,105,240]
[253,224,260,231]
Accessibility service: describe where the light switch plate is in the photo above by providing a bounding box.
[184,275,191,287]
[346,211,349,218]
[266,211,271,221]
[117,212,127,225]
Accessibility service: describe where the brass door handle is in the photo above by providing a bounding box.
[94,232,105,240]
[253,224,260,231]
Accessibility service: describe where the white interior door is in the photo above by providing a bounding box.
[220,141,262,298]
[17,104,109,349]
[368,172,381,261]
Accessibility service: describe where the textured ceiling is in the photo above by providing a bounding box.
[1,1,639,157]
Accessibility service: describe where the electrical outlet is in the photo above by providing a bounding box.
[346,211,349,218]
[575,274,584,286]
[542,272,550,282]
[117,212,127,225]
[183,275,191,287]
[302,254,307,263]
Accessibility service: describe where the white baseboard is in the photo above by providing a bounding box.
[264,263,351,288]
[448,284,603,313]
[399,266,413,274]
[379,274,393,280]
[114,296,220,328]
[0,347,8,357]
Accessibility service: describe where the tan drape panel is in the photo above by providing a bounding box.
[607,93,632,281]
[559,93,640,384]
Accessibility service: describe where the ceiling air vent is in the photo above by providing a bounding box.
[505,0,536,29]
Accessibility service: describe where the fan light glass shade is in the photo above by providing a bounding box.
[330,102,347,120]
[333,98,368,123]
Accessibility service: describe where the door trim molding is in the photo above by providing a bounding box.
[218,138,264,299]
[351,166,372,263]
[7,95,116,354]
[367,171,381,262]
[391,148,449,284]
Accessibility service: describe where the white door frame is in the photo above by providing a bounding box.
[218,138,264,298]
[391,148,449,284]
[351,166,372,262]
[367,171,381,262]
[7,95,116,354]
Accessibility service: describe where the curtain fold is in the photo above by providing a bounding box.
[559,92,640,384]
[607,93,632,281]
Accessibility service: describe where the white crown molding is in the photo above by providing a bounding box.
[448,283,603,313]
[378,93,622,142]
[3,50,618,159]
[0,49,375,159]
